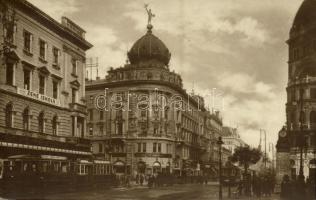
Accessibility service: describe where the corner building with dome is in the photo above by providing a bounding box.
[276,0,316,182]
[85,24,224,178]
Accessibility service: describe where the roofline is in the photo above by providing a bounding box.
[86,79,206,111]
[10,0,93,50]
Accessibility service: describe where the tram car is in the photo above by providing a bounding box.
[0,155,117,190]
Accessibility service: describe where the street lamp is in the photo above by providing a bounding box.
[217,136,224,200]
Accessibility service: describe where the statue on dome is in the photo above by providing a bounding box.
[144,4,155,26]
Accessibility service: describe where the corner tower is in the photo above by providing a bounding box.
[284,0,316,180]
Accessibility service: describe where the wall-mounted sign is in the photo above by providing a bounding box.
[17,88,60,106]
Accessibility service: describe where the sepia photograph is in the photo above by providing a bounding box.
[0,0,315,199]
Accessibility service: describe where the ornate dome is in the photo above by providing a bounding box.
[127,25,171,66]
[292,0,316,29]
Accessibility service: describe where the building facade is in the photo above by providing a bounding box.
[277,0,316,181]
[222,127,247,154]
[86,24,224,178]
[0,0,92,161]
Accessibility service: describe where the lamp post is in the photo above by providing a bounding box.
[217,136,224,200]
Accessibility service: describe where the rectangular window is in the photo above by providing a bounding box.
[53,80,58,99]
[99,143,103,153]
[39,39,47,60]
[6,63,14,85]
[99,125,103,135]
[153,143,157,153]
[23,69,31,90]
[167,144,171,154]
[23,30,32,53]
[140,110,147,118]
[72,58,77,75]
[39,75,45,95]
[53,47,59,64]
[310,88,316,99]
[89,109,94,121]
[142,143,146,153]
[100,111,104,120]
[158,143,161,153]
[137,143,141,152]
[71,88,77,103]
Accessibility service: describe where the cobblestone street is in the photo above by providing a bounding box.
[0,183,281,200]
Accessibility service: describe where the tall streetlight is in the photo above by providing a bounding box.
[260,129,267,168]
[217,136,224,200]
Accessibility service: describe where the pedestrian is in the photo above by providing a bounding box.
[136,173,139,185]
[237,180,243,197]
[140,174,144,186]
[280,174,291,200]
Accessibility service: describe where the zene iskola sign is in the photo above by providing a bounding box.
[17,88,60,106]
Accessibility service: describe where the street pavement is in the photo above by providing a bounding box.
[0,183,281,200]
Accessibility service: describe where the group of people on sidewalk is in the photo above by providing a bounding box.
[235,172,276,198]
[280,174,315,200]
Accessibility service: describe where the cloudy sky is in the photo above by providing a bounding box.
[29,0,304,148]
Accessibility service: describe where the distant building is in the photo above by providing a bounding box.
[0,0,92,161]
[85,23,223,177]
[222,127,247,154]
[276,0,316,181]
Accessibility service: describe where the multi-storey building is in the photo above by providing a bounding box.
[86,23,223,177]
[0,0,92,161]
[276,0,316,181]
[222,127,247,154]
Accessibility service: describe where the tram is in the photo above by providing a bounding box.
[0,155,116,189]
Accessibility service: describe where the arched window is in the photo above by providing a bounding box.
[310,111,316,126]
[5,103,13,127]
[52,115,58,135]
[38,111,45,133]
[23,107,30,130]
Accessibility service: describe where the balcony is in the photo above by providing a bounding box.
[69,103,86,113]
[66,137,91,147]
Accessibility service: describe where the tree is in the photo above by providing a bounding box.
[230,146,262,175]
[230,146,262,196]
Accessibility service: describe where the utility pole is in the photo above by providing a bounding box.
[260,129,267,168]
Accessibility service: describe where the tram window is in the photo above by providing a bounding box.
[80,165,84,174]
[32,164,36,172]
[23,163,29,172]
[42,162,48,173]
[61,163,67,173]
[85,165,88,174]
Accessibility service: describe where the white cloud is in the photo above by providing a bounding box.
[28,0,78,21]
[85,26,127,79]
[217,72,285,146]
